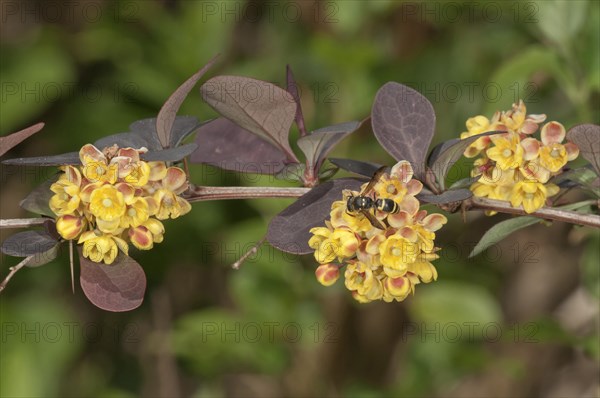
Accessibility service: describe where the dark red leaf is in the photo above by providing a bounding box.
[328,158,382,177]
[156,54,220,148]
[141,143,198,162]
[371,82,436,178]
[79,251,146,312]
[0,122,45,157]
[200,75,298,162]
[286,65,307,137]
[267,178,363,254]
[417,188,472,204]
[20,176,58,217]
[1,230,59,257]
[2,152,80,166]
[191,117,289,174]
[298,121,360,171]
[567,124,600,176]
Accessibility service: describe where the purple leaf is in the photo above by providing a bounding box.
[200,75,298,162]
[130,116,203,150]
[429,131,503,190]
[0,122,45,157]
[141,143,198,162]
[20,176,58,217]
[2,152,80,166]
[567,124,600,176]
[267,178,363,254]
[417,188,472,204]
[371,82,436,178]
[328,158,382,177]
[156,54,220,148]
[79,251,146,312]
[1,230,59,257]
[286,65,307,137]
[191,117,289,174]
[298,121,360,171]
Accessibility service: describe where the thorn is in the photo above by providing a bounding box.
[69,240,75,294]
[231,236,266,270]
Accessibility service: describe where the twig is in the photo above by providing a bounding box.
[468,197,600,228]
[186,185,310,202]
[231,236,266,270]
[0,256,33,293]
[69,240,75,294]
[187,185,599,227]
[0,218,48,229]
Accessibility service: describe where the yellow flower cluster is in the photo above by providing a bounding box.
[309,161,448,303]
[50,144,191,264]
[462,100,579,214]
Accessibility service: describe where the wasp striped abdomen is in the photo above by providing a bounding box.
[375,198,399,213]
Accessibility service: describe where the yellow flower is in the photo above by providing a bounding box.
[309,227,359,264]
[49,166,82,216]
[153,189,192,220]
[379,235,419,278]
[78,231,129,264]
[56,215,86,240]
[539,143,568,173]
[315,264,341,287]
[152,167,191,219]
[79,144,118,184]
[344,262,383,301]
[510,181,559,214]
[89,185,126,221]
[486,133,524,170]
[460,114,500,158]
[383,275,412,302]
[120,197,150,228]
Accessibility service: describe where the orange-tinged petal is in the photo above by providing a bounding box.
[390,160,413,183]
[564,142,579,161]
[541,121,566,145]
[521,137,540,160]
[422,213,447,231]
[163,167,187,192]
[79,144,106,165]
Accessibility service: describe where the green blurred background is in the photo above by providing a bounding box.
[1,1,599,397]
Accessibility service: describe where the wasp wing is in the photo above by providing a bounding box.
[361,209,386,230]
[360,166,388,196]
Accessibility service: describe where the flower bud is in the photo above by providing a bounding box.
[56,215,85,240]
[315,264,340,287]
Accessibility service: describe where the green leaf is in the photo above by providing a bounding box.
[484,46,573,115]
[470,201,596,257]
[535,0,588,49]
[470,216,540,258]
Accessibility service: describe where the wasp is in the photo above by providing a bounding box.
[346,166,399,229]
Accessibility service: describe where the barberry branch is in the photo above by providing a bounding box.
[186,185,600,227]
[0,218,48,229]
[186,185,310,201]
[467,197,600,228]
[0,256,32,293]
